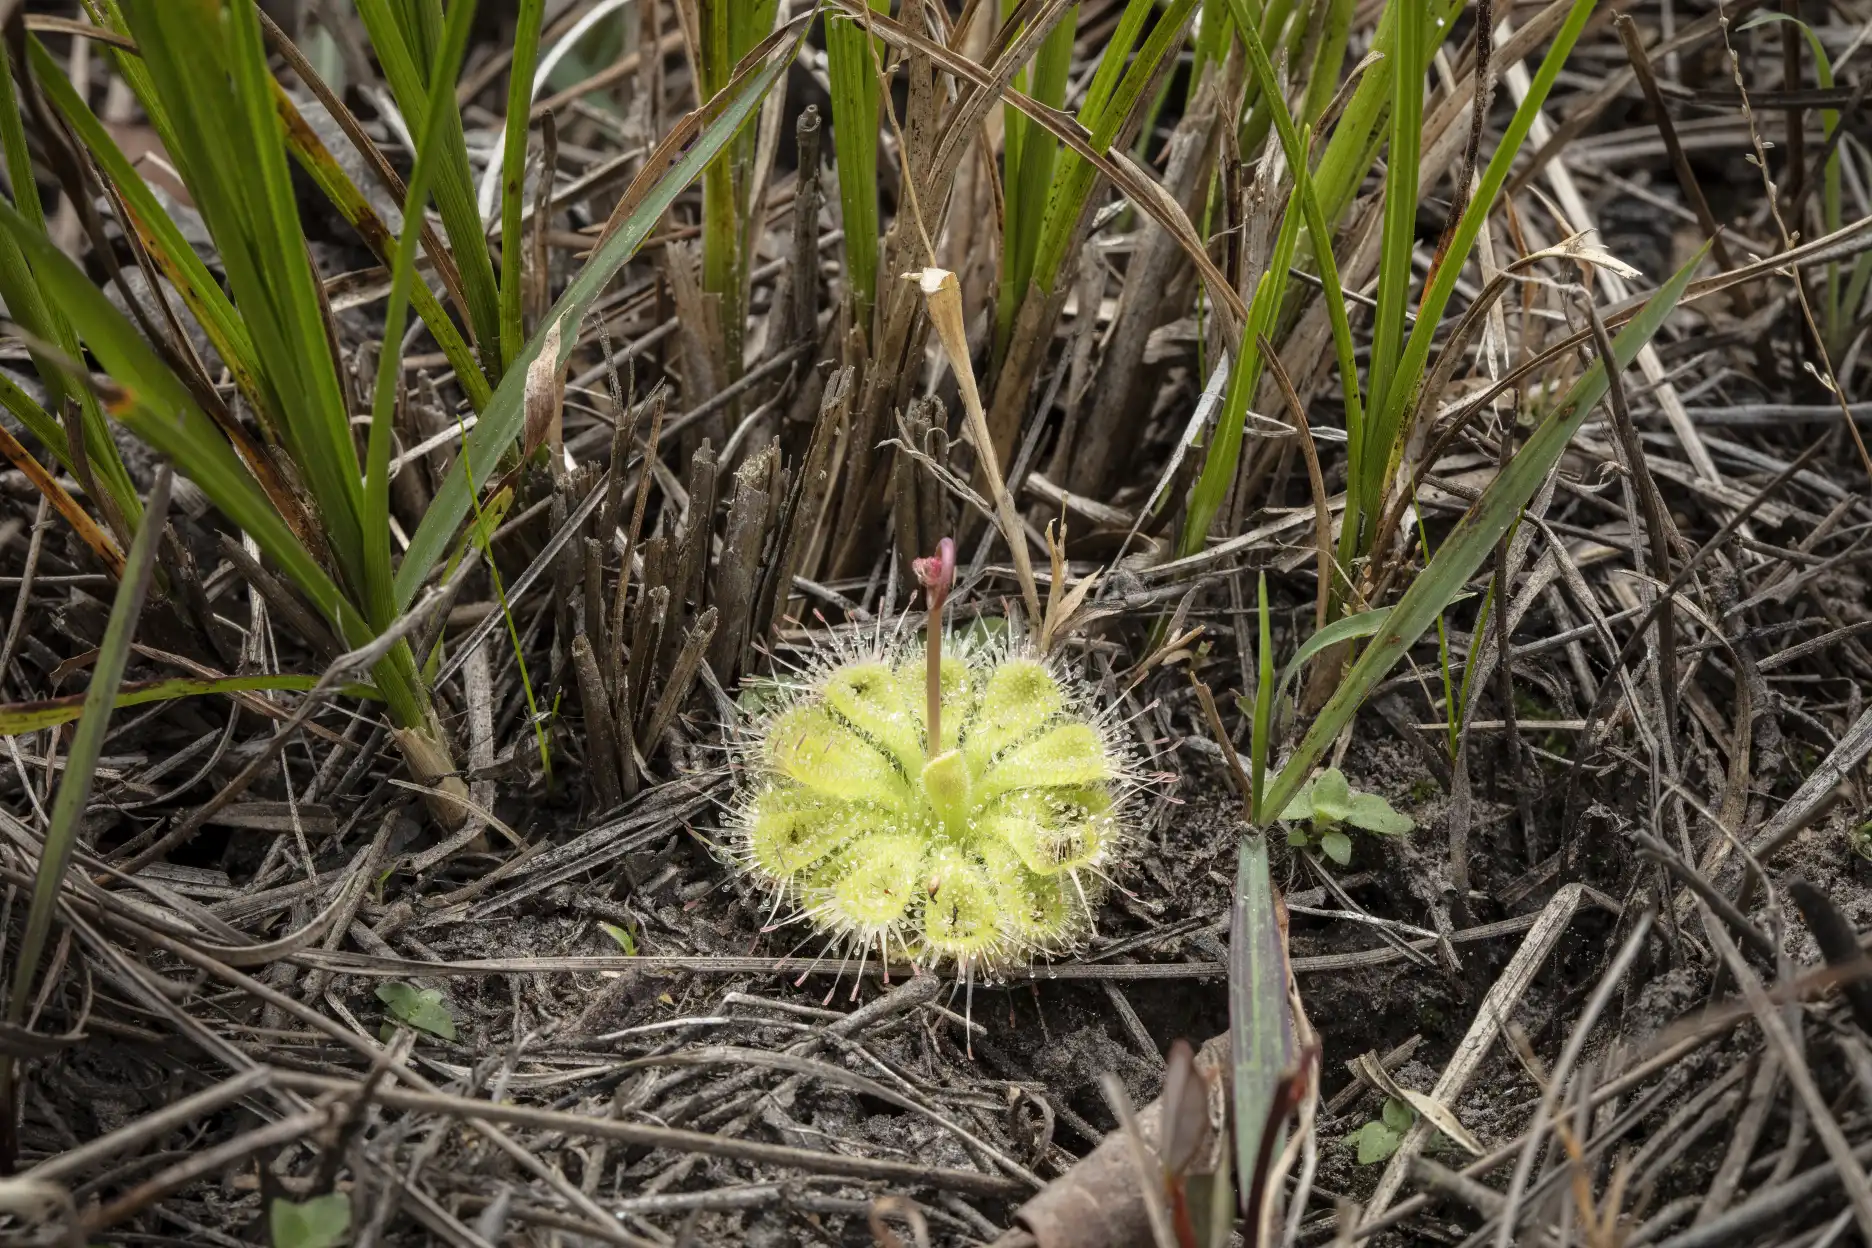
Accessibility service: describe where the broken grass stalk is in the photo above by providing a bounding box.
[911,267,1042,625]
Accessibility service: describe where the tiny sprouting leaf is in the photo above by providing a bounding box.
[269,1193,350,1248]
[602,922,637,955]
[1345,791,1413,836]
[1381,1097,1416,1132]
[1308,768,1356,822]
[1278,776,1316,824]
[376,982,456,1040]
[1320,830,1353,865]
[1354,1120,1403,1164]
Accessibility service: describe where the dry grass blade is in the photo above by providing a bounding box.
[0,467,169,1160]
[913,266,1041,623]
[1491,909,1654,1244]
[0,419,124,580]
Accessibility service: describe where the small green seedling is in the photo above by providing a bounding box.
[270,1194,350,1248]
[733,539,1129,975]
[1350,1096,1416,1164]
[1852,820,1872,863]
[376,982,456,1041]
[602,921,638,955]
[1279,768,1413,865]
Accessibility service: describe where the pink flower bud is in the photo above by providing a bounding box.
[912,537,956,604]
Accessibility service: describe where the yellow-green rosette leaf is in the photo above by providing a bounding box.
[823,660,923,767]
[965,658,1064,766]
[921,845,1003,962]
[747,790,867,878]
[983,800,1106,875]
[817,831,927,934]
[767,705,911,809]
[977,722,1110,801]
[978,839,1076,944]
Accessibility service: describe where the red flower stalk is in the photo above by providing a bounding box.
[912,538,956,758]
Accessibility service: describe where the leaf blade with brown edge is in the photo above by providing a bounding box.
[0,196,363,645]
[0,420,125,580]
[118,0,369,592]
[0,29,140,539]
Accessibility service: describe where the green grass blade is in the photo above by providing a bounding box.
[0,32,140,535]
[1260,242,1711,824]
[1077,0,1156,136]
[1366,0,1596,526]
[0,344,74,463]
[1229,832,1294,1213]
[1028,0,1196,299]
[6,468,169,1034]
[1298,0,1466,249]
[699,0,780,382]
[0,197,359,641]
[364,0,477,631]
[272,83,490,410]
[1365,0,1423,431]
[28,37,272,416]
[1251,571,1273,819]
[1179,175,1305,558]
[499,0,547,370]
[356,0,503,380]
[1272,604,1394,712]
[1192,0,1231,88]
[996,6,1077,359]
[79,0,176,154]
[825,0,887,336]
[396,35,799,608]
[1231,0,1295,158]
[0,673,337,736]
[1300,0,1355,127]
[121,0,368,592]
[1222,4,1365,544]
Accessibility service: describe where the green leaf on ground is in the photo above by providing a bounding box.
[270,1194,350,1248]
[376,982,456,1040]
[602,922,637,955]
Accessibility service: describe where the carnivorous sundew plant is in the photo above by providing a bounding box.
[731,540,1135,980]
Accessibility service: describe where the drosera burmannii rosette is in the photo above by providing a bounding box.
[729,537,1146,985]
